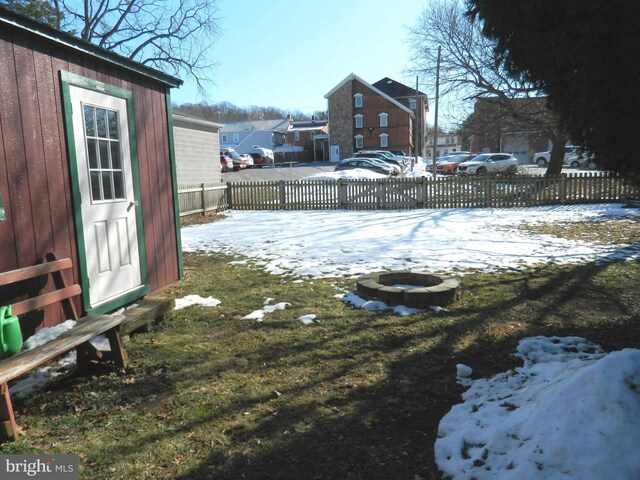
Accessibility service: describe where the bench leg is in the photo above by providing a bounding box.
[105,328,127,368]
[0,383,19,441]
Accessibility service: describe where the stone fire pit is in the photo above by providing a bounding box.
[356,270,460,309]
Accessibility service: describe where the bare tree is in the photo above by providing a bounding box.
[408,0,568,175]
[58,0,220,94]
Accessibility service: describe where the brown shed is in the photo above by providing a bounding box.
[0,7,184,336]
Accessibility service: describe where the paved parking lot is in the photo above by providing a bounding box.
[221,162,594,182]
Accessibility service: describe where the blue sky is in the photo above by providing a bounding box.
[171,0,429,115]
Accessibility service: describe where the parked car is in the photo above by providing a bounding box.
[335,158,394,176]
[436,153,476,175]
[220,147,247,170]
[238,153,254,168]
[575,154,599,170]
[389,150,406,156]
[353,150,406,171]
[456,153,518,175]
[534,145,578,167]
[220,154,233,173]
[441,150,471,157]
[249,146,275,168]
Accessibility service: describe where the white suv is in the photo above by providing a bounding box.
[534,145,578,167]
[456,153,518,175]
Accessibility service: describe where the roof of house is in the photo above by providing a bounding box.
[324,73,415,117]
[173,112,223,130]
[290,119,328,131]
[0,5,182,87]
[372,77,427,98]
[220,118,291,133]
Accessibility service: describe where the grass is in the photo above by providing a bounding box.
[2,218,640,479]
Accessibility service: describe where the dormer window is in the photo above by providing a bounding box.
[354,93,363,108]
[379,113,388,127]
[354,114,363,129]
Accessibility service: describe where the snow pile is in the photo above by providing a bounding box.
[22,320,76,350]
[297,314,316,325]
[242,299,291,322]
[174,294,221,310]
[302,169,388,181]
[337,292,422,316]
[435,336,640,479]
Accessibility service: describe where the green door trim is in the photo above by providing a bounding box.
[165,88,184,278]
[60,70,149,315]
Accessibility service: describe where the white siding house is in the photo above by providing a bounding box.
[173,113,223,184]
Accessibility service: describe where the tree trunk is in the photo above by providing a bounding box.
[545,134,567,176]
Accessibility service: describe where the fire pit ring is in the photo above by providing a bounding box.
[356,270,460,308]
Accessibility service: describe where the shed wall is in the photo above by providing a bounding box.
[0,24,179,332]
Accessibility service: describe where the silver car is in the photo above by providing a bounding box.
[456,153,518,175]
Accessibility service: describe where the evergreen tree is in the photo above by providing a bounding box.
[468,0,640,180]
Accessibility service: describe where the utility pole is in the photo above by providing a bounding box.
[414,76,419,171]
[432,45,441,177]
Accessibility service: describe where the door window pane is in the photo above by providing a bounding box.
[84,106,95,136]
[87,138,98,169]
[99,140,110,168]
[107,110,119,139]
[82,104,125,202]
[102,172,114,200]
[96,108,108,138]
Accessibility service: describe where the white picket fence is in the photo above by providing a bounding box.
[178,173,640,215]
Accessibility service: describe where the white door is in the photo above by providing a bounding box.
[330,145,340,162]
[69,86,143,308]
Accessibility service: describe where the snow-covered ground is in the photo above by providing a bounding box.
[182,204,640,278]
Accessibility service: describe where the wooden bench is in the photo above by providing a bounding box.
[0,253,127,441]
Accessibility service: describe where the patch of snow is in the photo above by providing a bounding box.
[297,314,316,325]
[174,294,221,310]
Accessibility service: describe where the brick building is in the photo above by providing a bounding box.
[324,74,428,161]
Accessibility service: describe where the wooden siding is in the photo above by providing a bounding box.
[0,25,179,331]
[173,125,221,185]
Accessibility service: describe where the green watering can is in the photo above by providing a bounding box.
[0,305,23,359]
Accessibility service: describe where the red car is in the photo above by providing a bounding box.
[436,153,476,175]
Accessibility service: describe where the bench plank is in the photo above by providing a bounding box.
[10,285,82,317]
[0,259,73,286]
[0,313,126,385]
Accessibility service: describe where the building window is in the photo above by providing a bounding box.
[380,133,389,148]
[294,132,300,141]
[379,113,388,127]
[221,134,228,143]
[355,135,364,149]
[233,133,239,143]
[409,99,417,110]
[354,114,363,129]
[354,93,363,108]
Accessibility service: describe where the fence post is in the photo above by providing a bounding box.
[200,183,206,215]
[226,182,232,209]
[559,175,566,204]
[279,181,286,209]
[338,179,346,208]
